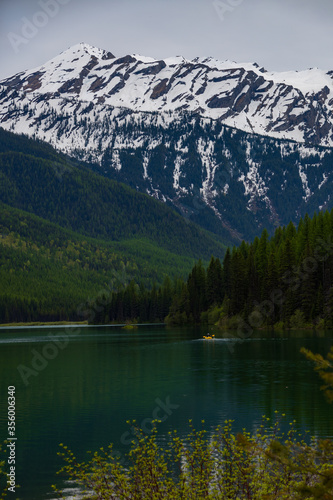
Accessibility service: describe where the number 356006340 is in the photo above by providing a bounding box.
[8,386,16,433]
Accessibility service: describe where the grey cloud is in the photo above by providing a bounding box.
[0,0,332,80]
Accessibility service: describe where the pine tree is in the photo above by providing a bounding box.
[230,248,247,315]
[206,256,223,306]
[255,229,269,301]
[266,246,279,324]
[187,260,207,322]
[222,248,232,301]
[300,244,318,321]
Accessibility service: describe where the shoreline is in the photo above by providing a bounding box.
[0,320,89,328]
[0,321,166,329]
[0,319,329,333]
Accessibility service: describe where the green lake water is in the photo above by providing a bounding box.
[0,325,332,499]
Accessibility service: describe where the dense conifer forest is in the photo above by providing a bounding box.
[93,210,333,329]
[0,203,197,323]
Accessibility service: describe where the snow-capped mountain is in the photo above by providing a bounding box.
[1,42,333,241]
[1,42,333,145]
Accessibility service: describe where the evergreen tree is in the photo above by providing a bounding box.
[206,256,223,306]
[187,260,207,322]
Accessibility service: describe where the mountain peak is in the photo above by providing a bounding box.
[1,43,333,147]
[60,42,115,61]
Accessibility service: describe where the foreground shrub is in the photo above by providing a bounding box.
[0,443,9,499]
[53,415,333,499]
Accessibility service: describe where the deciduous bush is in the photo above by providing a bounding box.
[53,415,333,499]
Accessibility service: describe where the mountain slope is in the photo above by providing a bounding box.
[1,44,333,242]
[0,129,228,257]
[0,201,204,323]
[0,129,230,323]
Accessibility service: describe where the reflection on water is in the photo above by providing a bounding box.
[0,325,332,499]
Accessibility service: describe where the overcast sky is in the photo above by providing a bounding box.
[0,0,332,80]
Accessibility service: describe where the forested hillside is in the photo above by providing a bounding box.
[0,203,204,323]
[0,130,228,256]
[0,129,229,324]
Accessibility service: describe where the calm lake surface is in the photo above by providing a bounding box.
[0,325,332,499]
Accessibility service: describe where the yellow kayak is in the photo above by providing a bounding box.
[203,334,215,340]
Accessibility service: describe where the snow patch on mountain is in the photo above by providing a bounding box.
[197,138,217,206]
[298,164,311,201]
[318,173,328,190]
[173,157,187,194]
[266,68,333,94]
